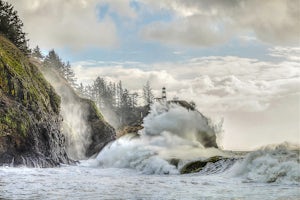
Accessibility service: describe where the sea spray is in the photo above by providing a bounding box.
[226,142,300,183]
[41,68,91,160]
[142,102,219,148]
[95,102,224,174]
[96,134,178,174]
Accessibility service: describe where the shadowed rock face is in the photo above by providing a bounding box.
[81,98,116,157]
[0,36,72,167]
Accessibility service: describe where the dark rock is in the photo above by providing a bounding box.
[117,125,144,138]
[180,156,223,174]
[82,98,116,157]
[0,36,73,167]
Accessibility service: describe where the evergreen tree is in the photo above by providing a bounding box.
[129,92,138,108]
[44,49,64,72]
[120,89,132,111]
[116,81,123,108]
[0,0,29,53]
[32,45,43,59]
[64,61,77,88]
[143,81,154,105]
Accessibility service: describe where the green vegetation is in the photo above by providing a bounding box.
[0,108,29,137]
[88,99,104,120]
[0,36,60,113]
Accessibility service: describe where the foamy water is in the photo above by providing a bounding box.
[0,162,299,200]
[1,103,299,199]
[1,142,298,199]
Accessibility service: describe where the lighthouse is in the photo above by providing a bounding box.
[162,87,166,101]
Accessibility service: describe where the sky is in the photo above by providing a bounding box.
[8,0,300,150]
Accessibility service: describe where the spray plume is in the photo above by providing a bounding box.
[95,102,224,174]
[41,67,91,160]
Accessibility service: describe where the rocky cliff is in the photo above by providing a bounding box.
[0,35,115,166]
[0,36,71,167]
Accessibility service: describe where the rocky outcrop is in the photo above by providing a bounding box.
[0,36,72,167]
[179,156,223,174]
[82,98,116,157]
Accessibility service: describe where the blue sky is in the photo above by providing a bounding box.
[54,1,273,64]
[9,0,300,150]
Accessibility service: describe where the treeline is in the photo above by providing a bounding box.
[79,78,154,128]
[32,45,155,128]
[31,46,78,89]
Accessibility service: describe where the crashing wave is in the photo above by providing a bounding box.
[94,102,223,174]
[226,142,300,183]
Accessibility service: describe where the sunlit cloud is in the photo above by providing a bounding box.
[140,0,300,46]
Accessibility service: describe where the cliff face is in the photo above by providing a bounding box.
[0,36,71,167]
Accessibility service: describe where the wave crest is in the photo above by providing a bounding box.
[227,142,300,183]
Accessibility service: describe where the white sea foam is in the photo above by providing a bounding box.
[95,102,224,174]
[227,142,300,183]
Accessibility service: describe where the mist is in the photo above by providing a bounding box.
[40,68,92,160]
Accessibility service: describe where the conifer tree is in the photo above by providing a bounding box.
[64,61,78,88]
[44,49,64,72]
[32,45,43,59]
[143,81,154,105]
[0,0,29,53]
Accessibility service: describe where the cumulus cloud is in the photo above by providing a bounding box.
[7,0,119,49]
[8,0,299,48]
[72,54,300,149]
[140,0,300,46]
[73,55,300,113]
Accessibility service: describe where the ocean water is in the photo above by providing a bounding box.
[1,103,299,199]
[1,141,299,200]
[0,158,299,200]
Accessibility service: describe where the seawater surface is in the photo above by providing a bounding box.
[0,164,299,200]
[1,103,299,199]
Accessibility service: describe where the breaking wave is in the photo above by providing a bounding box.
[227,142,300,183]
[93,102,224,174]
[88,102,300,182]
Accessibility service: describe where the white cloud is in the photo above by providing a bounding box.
[73,56,300,113]
[8,0,300,49]
[8,0,119,49]
[100,0,137,19]
[72,53,300,150]
[140,0,300,46]
[269,47,300,61]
